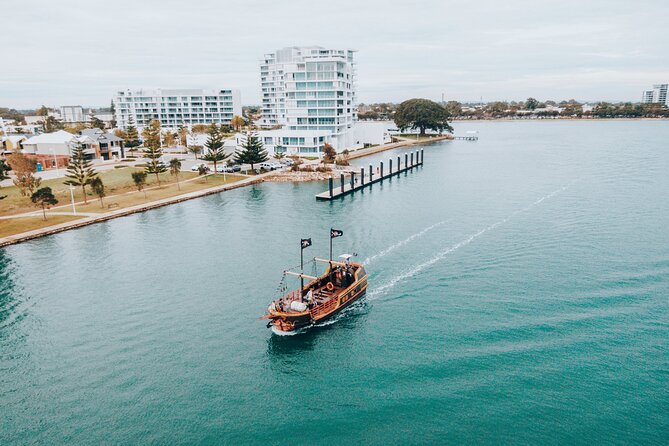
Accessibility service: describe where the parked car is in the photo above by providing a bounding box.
[190,163,210,172]
[281,158,294,166]
[231,164,242,172]
[259,162,274,170]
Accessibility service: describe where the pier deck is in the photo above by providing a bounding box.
[316,149,424,201]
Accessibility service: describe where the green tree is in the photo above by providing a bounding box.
[202,124,230,173]
[31,187,58,221]
[89,114,105,130]
[197,164,209,181]
[124,116,141,152]
[177,126,188,147]
[188,145,203,159]
[131,171,148,198]
[8,152,41,196]
[0,107,25,122]
[35,105,49,116]
[444,101,463,117]
[141,119,167,185]
[44,116,64,132]
[394,98,453,135]
[90,177,106,208]
[230,115,245,132]
[0,159,10,183]
[525,97,539,110]
[322,143,336,163]
[110,100,117,128]
[163,131,176,147]
[63,143,98,204]
[169,158,182,191]
[234,134,268,171]
[487,101,509,114]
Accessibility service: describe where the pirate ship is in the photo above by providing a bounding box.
[262,229,368,334]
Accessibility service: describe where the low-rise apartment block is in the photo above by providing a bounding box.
[113,88,242,131]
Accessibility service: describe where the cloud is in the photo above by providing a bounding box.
[2,0,668,108]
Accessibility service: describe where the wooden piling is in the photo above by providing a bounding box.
[316,154,425,200]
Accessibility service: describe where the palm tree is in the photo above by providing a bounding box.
[90,177,106,208]
[169,158,182,191]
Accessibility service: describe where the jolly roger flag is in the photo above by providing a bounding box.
[301,238,312,249]
[330,229,344,238]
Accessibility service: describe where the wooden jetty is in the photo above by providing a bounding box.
[316,149,424,201]
[453,135,478,141]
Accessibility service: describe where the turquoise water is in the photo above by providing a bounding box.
[1,121,668,444]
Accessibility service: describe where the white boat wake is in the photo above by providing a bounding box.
[363,220,449,265]
[368,182,576,299]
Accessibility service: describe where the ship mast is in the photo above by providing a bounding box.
[300,237,312,294]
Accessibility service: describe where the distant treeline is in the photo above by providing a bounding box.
[357,99,669,120]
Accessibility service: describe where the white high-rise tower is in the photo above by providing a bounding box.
[259,46,357,152]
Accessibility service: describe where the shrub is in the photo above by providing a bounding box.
[315,165,332,173]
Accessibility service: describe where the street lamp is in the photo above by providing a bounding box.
[69,185,77,215]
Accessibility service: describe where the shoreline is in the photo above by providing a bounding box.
[451,117,668,123]
[3,117,641,247]
[0,174,268,248]
[0,134,443,246]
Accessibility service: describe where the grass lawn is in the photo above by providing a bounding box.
[0,215,84,238]
[0,167,204,216]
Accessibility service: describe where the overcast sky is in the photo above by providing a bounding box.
[2,0,667,109]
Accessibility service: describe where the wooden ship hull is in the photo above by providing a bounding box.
[263,260,368,333]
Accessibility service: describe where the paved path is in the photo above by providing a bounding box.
[0,211,98,219]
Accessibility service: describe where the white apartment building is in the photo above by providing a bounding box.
[258,46,357,153]
[60,105,85,123]
[113,88,242,131]
[641,84,668,106]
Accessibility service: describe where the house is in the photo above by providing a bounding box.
[79,129,124,160]
[24,115,45,125]
[1,134,28,154]
[19,130,78,169]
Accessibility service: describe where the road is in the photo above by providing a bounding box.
[1,151,293,187]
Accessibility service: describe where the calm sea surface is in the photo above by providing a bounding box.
[1,121,668,444]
